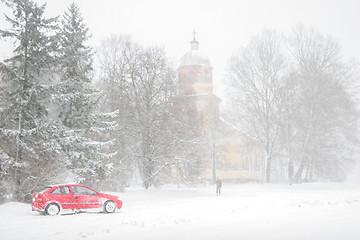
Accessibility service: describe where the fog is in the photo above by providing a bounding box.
[1,0,360,96]
[0,0,359,199]
[1,1,360,239]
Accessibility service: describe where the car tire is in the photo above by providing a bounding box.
[45,203,60,216]
[104,200,116,213]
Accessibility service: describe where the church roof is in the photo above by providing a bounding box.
[179,50,211,67]
[179,33,211,67]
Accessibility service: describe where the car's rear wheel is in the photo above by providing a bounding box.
[104,200,116,213]
[45,203,60,216]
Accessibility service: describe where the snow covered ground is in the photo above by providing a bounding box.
[1,183,360,240]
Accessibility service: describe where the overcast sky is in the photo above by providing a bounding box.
[1,0,359,96]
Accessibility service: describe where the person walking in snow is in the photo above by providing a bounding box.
[216,177,222,195]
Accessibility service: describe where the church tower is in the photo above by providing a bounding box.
[175,33,262,184]
[177,33,220,182]
[178,32,213,96]
[177,33,220,130]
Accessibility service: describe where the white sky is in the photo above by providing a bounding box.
[1,0,360,96]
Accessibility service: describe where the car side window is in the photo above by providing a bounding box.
[72,186,97,195]
[51,187,70,195]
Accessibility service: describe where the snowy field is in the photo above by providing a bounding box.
[1,183,360,240]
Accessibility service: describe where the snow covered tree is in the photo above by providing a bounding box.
[97,35,138,190]
[57,2,94,129]
[129,46,177,188]
[226,30,288,183]
[55,3,116,186]
[0,0,64,201]
[287,25,359,182]
[170,96,209,183]
[225,25,359,183]
[98,35,192,189]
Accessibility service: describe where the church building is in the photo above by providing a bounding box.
[177,34,262,183]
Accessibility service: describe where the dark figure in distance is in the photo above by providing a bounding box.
[216,177,222,195]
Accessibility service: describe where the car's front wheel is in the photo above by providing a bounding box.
[104,200,117,213]
[45,203,60,216]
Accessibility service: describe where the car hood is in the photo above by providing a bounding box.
[99,193,120,200]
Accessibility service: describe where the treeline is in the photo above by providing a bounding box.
[225,27,359,184]
[0,0,203,203]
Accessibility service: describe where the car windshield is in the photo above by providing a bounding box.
[39,187,52,193]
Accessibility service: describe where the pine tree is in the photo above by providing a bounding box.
[56,3,116,186]
[58,3,93,129]
[0,0,62,201]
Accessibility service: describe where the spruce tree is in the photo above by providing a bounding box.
[0,0,62,201]
[56,3,116,186]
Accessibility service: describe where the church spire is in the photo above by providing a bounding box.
[190,31,199,50]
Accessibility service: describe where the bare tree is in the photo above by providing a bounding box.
[287,24,358,183]
[97,35,138,190]
[226,30,288,182]
[98,35,179,188]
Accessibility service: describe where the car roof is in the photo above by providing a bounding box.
[48,184,87,188]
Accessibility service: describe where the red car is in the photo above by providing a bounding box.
[32,184,123,216]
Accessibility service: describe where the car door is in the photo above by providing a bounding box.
[71,186,102,209]
[49,186,75,210]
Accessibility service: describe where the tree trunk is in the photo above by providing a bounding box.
[144,181,150,189]
[265,156,271,183]
[14,111,23,201]
[286,118,294,184]
[288,159,294,184]
[292,158,307,183]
